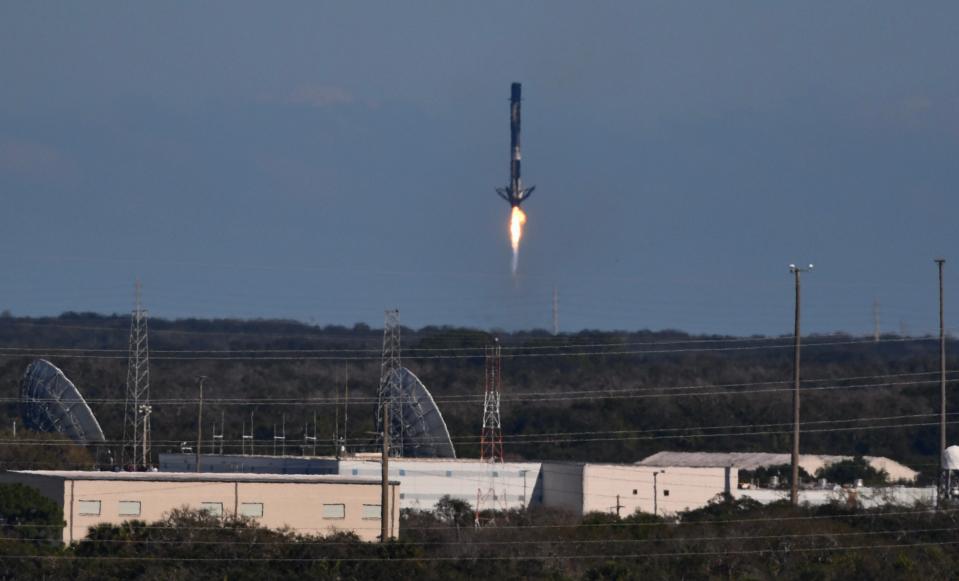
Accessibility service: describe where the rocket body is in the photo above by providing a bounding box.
[496,82,535,207]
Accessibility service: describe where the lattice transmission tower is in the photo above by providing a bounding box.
[376,309,405,456]
[476,340,506,526]
[122,281,151,468]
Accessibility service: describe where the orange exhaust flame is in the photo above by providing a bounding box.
[510,206,527,274]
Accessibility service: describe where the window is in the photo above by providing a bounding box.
[200,502,223,516]
[493,471,499,477]
[663,490,670,497]
[322,504,345,519]
[78,500,101,516]
[445,470,452,477]
[399,493,405,500]
[362,504,381,520]
[118,501,141,516]
[399,469,406,476]
[632,489,638,495]
[351,468,359,476]
[240,503,264,518]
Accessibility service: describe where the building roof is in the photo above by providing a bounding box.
[8,470,396,485]
[636,452,918,481]
[159,452,543,466]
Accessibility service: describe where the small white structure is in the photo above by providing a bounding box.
[736,486,936,508]
[638,451,919,483]
[943,445,959,470]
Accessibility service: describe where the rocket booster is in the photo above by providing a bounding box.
[496,82,535,207]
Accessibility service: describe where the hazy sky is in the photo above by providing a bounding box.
[2,2,958,336]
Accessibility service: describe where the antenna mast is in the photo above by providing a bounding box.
[122,280,151,468]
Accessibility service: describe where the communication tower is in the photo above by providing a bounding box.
[376,309,405,456]
[476,340,506,525]
[122,281,151,468]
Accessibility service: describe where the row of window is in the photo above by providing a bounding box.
[322,503,381,520]
[631,489,670,496]
[77,499,378,520]
[76,500,264,518]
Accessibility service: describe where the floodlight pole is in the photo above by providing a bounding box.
[789,264,812,507]
[196,376,206,473]
[937,258,947,503]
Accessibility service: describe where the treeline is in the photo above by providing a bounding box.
[0,482,956,580]
[0,313,954,479]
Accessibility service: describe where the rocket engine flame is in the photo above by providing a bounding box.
[510,206,527,274]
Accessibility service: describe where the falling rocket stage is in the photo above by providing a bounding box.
[495,82,536,275]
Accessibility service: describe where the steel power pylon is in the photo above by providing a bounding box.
[122,281,151,468]
[480,341,504,464]
[376,309,405,456]
[476,340,505,526]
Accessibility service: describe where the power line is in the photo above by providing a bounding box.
[3,539,959,562]
[3,375,952,407]
[3,414,958,448]
[2,525,953,548]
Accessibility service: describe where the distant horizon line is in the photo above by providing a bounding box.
[0,310,944,341]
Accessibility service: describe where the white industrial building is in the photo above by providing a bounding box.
[637,451,919,482]
[159,453,735,517]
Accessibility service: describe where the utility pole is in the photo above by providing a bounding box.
[873,298,881,343]
[195,376,206,473]
[381,399,390,542]
[343,363,350,456]
[552,286,559,336]
[653,470,665,516]
[140,404,152,468]
[789,263,813,506]
[937,258,947,503]
[613,494,623,518]
[242,408,255,456]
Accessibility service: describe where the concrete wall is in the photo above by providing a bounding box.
[159,454,736,516]
[161,454,543,512]
[341,458,543,511]
[160,454,338,475]
[581,465,735,517]
[540,463,585,515]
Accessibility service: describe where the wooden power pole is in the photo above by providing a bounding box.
[196,376,206,473]
[381,399,390,542]
[789,264,813,506]
[937,258,947,503]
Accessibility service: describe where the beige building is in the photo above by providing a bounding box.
[541,462,735,517]
[0,470,399,544]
